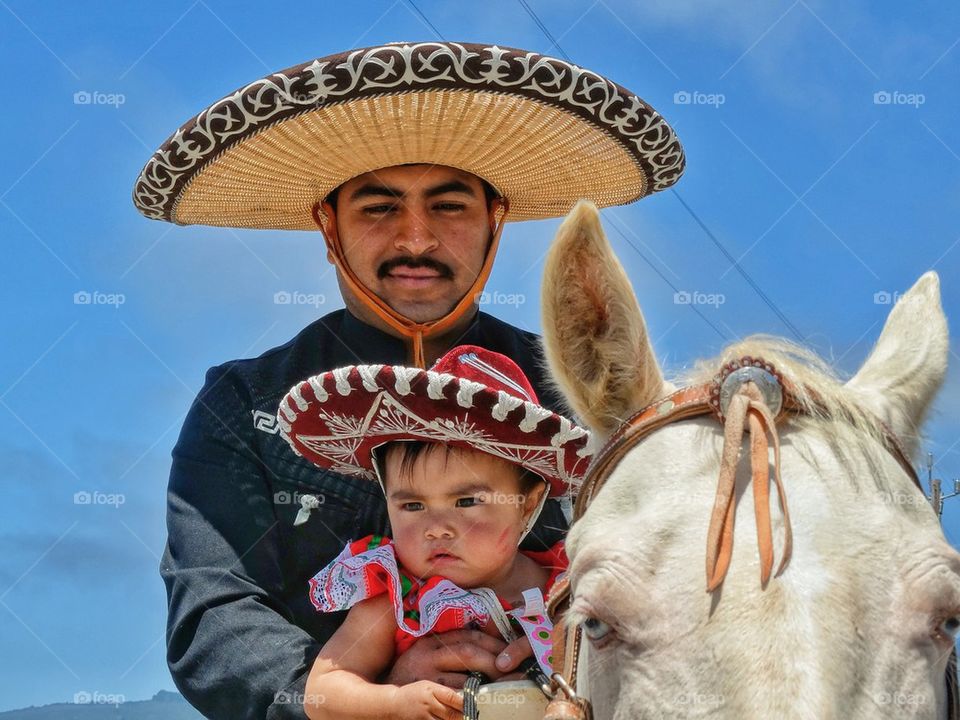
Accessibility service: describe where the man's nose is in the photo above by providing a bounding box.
[394,210,439,256]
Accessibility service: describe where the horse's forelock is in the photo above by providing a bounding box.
[675,335,893,456]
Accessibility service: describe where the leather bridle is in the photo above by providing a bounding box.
[542,356,958,720]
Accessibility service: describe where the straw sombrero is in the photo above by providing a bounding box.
[277,345,592,496]
[133,41,684,229]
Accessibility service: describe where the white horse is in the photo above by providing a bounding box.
[540,201,958,720]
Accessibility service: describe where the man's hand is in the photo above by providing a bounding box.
[491,635,534,680]
[384,630,534,689]
[389,681,463,720]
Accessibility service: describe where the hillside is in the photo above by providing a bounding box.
[0,691,205,719]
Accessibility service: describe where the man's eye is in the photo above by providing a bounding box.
[363,204,397,215]
[455,497,482,508]
[401,502,423,511]
[434,202,465,212]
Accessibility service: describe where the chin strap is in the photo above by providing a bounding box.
[312,198,509,368]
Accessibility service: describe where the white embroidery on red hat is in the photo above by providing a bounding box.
[519,404,553,432]
[308,376,328,402]
[551,417,588,446]
[357,365,382,392]
[333,368,353,396]
[426,372,453,400]
[458,353,532,401]
[279,397,297,423]
[455,379,483,408]
[491,391,524,421]
[392,367,420,395]
[289,384,308,412]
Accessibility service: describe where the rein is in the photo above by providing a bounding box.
[541,356,955,720]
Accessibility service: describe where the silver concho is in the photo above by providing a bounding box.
[719,366,783,418]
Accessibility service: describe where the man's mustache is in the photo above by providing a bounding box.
[377,256,454,280]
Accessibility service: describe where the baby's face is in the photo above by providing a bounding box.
[383,446,544,588]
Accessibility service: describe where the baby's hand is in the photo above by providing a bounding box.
[391,680,464,720]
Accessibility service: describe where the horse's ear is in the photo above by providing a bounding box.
[846,272,948,455]
[541,200,668,437]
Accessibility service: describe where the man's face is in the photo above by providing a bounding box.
[330,165,496,323]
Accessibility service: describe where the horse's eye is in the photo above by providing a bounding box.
[582,617,612,642]
[939,616,960,640]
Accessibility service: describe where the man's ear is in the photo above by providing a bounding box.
[488,197,508,234]
[313,200,339,263]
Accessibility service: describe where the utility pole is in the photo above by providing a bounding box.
[927,452,960,520]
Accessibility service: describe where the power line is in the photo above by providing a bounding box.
[516,0,571,61]
[406,0,803,344]
[511,0,806,343]
[403,0,446,41]
[606,219,730,342]
[671,190,805,342]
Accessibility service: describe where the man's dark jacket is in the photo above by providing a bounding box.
[160,309,569,719]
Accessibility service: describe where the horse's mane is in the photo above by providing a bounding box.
[675,335,891,451]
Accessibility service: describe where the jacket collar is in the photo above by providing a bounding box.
[337,308,485,367]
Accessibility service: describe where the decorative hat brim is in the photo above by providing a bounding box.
[278,363,592,496]
[133,41,685,229]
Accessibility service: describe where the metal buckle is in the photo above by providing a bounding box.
[709,357,784,420]
[550,672,579,700]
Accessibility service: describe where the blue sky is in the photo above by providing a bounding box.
[0,0,957,711]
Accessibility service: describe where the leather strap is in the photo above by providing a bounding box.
[313,198,509,368]
[704,382,792,591]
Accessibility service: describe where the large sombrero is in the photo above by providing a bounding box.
[277,345,592,495]
[133,41,684,229]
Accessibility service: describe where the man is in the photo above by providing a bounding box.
[133,41,683,719]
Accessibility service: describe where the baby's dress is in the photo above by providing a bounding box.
[309,534,566,675]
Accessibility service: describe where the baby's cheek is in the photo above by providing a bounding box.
[463,521,514,557]
[495,526,512,552]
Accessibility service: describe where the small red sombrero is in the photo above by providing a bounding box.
[277,345,592,496]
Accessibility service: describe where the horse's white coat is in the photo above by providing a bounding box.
[542,201,957,720]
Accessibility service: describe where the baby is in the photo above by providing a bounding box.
[278,345,591,720]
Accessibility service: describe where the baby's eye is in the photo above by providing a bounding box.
[455,496,483,508]
[400,502,424,511]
